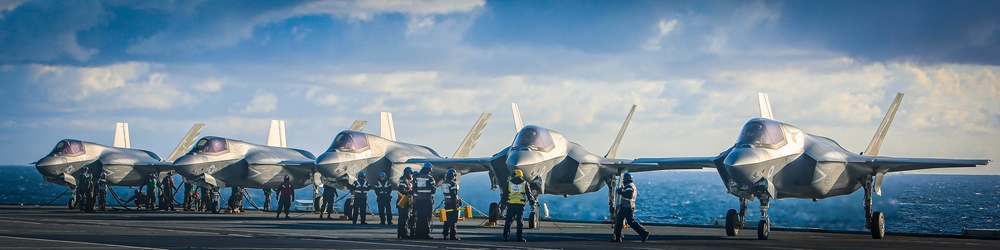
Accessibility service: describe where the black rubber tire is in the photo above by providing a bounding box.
[67,198,75,209]
[527,212,537,229]
[211,200,221,214]
[725,209,739,236]
[488,202,500,223]
[344,198,354,220]
[757,220,769,240]
[871,212,885,239]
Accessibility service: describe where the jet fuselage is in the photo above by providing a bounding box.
[35,139,168,187]
[173,136,316,189]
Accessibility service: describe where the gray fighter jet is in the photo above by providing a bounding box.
[315,112,491,189]
[173,120,365,212]
[633,93,992,240]
[34,122,204,208]
[409,104,678,228]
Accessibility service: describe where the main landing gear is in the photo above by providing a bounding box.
[863,175,885,239]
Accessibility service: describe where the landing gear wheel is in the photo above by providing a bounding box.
[67,198,75,209]
[488,202,500,224]
[527,212,537,229]
[210,200,221,214]
[757,220,769,240]
[725,209,740,236]
[870,212,885,239]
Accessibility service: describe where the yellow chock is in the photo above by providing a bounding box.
[339,215,349,219]
[486,221,498,226]
[464,205,473,219]
[438,209,448,222]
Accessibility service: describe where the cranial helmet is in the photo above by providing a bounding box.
[379,172,386,179]
[403,167,413,176]
[513,169,524,178]
[358,172,366,178]
[623,172,633,183]
[421,163,432,174]
[284,175,290,181]
[446,168,457,180]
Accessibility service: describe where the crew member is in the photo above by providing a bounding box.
[503,169,533,242]
[183,181,195,211]
[228,186,244,213]
[124,189,146,209]
[413,163,436,239]
[441,168,462,240]
[612,172,650,242]
[319,181,338,219]
[95,172,108,211]
[78,167,95,212]
[262,188,273,211]
[374,172,394,225]
[396,167,414,238]
[160,172,176,211]
[145,174,157,210]
[198,186,211,212]
[349,172,371,224]
[276,175,294,219]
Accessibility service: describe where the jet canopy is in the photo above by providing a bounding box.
[328,131,369,153]
[513,125,555,152]
[48,140,85,156]
[191,137,228,154]
[736,118,786,149]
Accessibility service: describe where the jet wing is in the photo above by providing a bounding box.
[628,157,720,171]
[854,157,991,173]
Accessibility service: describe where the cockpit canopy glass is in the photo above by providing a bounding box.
[736,119,786,148]
[191,137,228,154]
[513,126,555,152]
[328,131,369,152]
[49,140,85,156]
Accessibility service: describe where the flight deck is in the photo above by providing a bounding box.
[0,205,993,249]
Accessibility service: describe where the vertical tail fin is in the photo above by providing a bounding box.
[349,120,367,132]
[863,92,904,156]
[452,112,491,158]
[605,104,637,159]
[380,112,396,141]
[114,122,131,148]
[758,92,774,120]
[165,124,205,162]
[511,103,524,133]
[267,120,287,147]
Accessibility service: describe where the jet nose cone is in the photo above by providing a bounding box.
[506,150,546,180]
[724,148,769,185]
[172,155,206,178]
[315,152,352,177]
[724,148,766,167]
[34,157,66,176]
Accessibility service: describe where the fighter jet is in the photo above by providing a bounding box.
[409,104,679,228]
[633,93,991,240]
[34,122,204,208]
[315,112,491,189]
[173,120,365,212]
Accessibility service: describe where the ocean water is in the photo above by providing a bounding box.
[2,165,996,235]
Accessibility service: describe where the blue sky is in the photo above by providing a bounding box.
[0,0,997,174]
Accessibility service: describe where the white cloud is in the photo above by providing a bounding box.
[237,89,279,114]
[28,62,196,111]
[193,78,225,93]
[643,19,678,51]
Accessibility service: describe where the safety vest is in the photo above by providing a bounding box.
[508,181,527,205]
[442,182,458,199]
[618,182,637,208]
[374,180,392,196]
[414,175,434,199]
[352,180,370,197]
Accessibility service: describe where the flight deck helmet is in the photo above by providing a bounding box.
[513,169,524,178]
[379,172,387,180]
[358,172,365,179]
[403,167,413,177]
[446,168,457,181]
[421,163,432,175]
[623,172,633,183]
